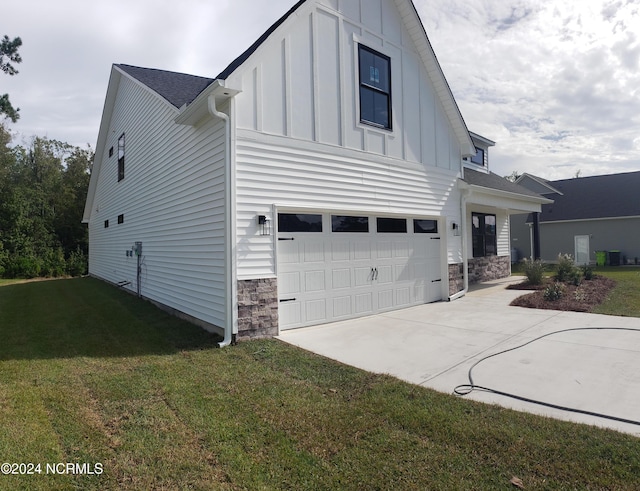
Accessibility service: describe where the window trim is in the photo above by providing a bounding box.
[358,44,392,131]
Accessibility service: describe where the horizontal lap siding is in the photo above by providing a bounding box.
[88,75,227,327]
[235,132,460,278]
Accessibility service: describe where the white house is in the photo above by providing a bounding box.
[83,0,547,344]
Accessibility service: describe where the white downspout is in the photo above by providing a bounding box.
[449,189,469,301]
[208,94,236,348]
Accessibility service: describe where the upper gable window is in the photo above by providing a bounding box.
[470,147,485,166]
[117,133,125,181]
[358,45,392,130]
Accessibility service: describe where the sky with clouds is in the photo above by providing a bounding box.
[3,0,639,180]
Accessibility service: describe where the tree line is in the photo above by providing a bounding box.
[0,124,91,278]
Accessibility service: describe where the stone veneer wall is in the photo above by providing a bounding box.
[468,255,510,284]
[237,278,278,340]
[448,263,464,296]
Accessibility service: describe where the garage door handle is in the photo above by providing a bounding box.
[374,267,379,280]
[280,298,297,303]
[431,279,442,283]
[278,238,295,241]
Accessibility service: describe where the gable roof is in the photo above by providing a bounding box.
[515,173,563,195]
[535,171,640,222]
[462,168,548,200]
[116,64,213,109]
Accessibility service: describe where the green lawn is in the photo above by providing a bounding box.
[593,266,640,317]
[0,278,639,490]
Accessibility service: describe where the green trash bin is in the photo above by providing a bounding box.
[609,250,621,266]
[596,251,606,266]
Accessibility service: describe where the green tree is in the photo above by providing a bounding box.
[0,35,22,122]
[0,126,91,278]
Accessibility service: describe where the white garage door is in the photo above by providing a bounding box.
[277,213,443,330]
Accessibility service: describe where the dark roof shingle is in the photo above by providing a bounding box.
[538,171,640,222]
[463,168,544,199]
[116,64,214,108]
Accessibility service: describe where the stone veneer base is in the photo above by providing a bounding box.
[237,278,279,340]
[468,255,510,284]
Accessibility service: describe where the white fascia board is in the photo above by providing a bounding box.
[459,179,554,206]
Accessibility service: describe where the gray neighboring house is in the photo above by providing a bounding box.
[511,171,640,265]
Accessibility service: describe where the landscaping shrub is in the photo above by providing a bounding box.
[581,264,594,280]
[555,253,578,283]
[543,282,565,301]
[521,258,546,285]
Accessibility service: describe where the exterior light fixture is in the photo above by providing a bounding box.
[258,215,271,236]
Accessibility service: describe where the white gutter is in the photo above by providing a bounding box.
[208,94,236,348]
[449,189,469,301]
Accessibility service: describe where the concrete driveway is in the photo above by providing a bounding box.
[278,277,640,436]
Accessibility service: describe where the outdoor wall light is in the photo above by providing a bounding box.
[452,222,461,236]
[257,215,271,236]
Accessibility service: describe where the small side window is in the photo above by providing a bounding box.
[117,133,125,181]
[117,214,124,224]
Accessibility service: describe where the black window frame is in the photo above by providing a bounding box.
[117,133,125,182]
[472,212,497,257]
[470,147,485,166]
[358,44,392,130]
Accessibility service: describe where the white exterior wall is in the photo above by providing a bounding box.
[88,75,227,328]
[227,0,464,279]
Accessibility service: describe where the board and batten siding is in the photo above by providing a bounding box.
[234,131,461,279]
[88,74,228,329]
[227,0,462,172]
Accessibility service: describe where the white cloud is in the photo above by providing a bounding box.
[2,0,639,180]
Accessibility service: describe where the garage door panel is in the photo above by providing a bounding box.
[355,293,373,313]
[279,271,301,295]
[354,267,373,286]
[353,242,372,260]
[378,289,393,309]
[279,302,301,328]
[377,241,392,258]
[376,265,393,284]
[331,242,350,261]
[279,241,300,263]
[393,241,410,258]
[396,287,411,306]
[305,299,327,322]
[333,296,352,317]
[304,243,325,262]
[304,270,326,292]
[332,268,351,289]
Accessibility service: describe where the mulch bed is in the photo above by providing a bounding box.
[508,276,617,312]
